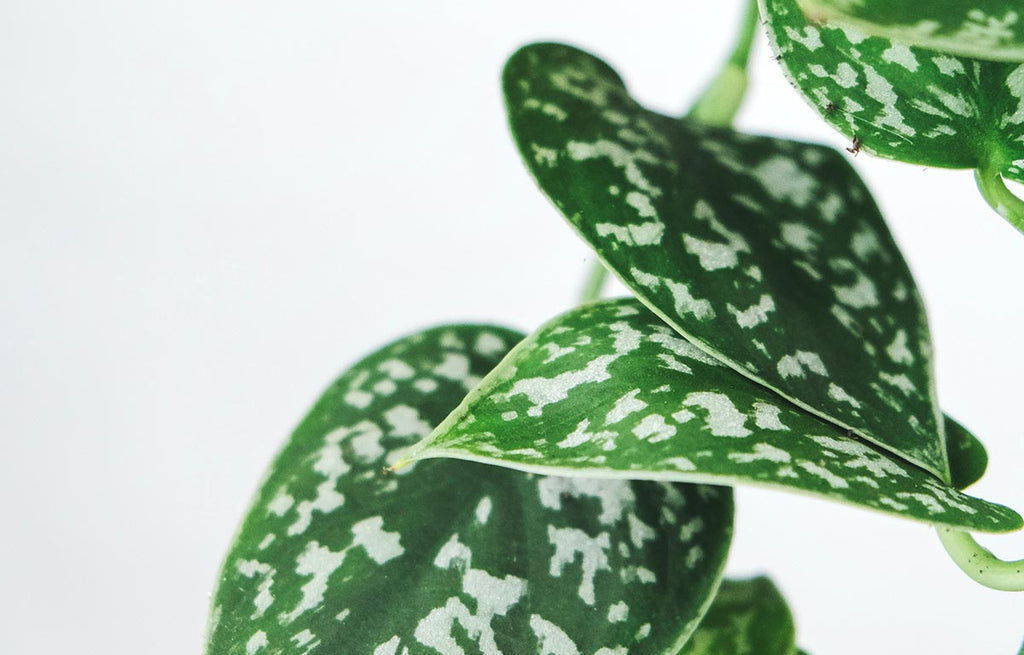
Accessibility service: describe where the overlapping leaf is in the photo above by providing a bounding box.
[796,0,1024,62]
[681,577,797,655]
[402,300,1021,533]
[945,415,988,490]
[504,42,950,480]
[206,324,735,654]
[762,0,1024,183]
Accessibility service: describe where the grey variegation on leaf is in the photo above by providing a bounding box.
[504,42,950,481]
[206,324,735,655]
[400,300,1021,533]
[762,0,1024,183]
[681,577,798,655]
[796,0,1024,62]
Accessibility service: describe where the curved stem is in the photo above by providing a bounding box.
[974,166,1024,235]
[580,260,609,304]
[685,0,760,126]
[936,527,1024,592]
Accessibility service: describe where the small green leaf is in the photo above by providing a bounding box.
[207,325,735,654]
[796,0,1024,62]
[404,300,1021,533]
[946,416,989,490]
[682,577,797,655]
[762,0,1024,184]
[505,42,950,481]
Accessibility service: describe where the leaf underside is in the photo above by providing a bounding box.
[796,0,1024,62]
[207,325,735,655]
[408,300,1021,533]
[762,0,1024,183]
[504,42,950,480]
[681,576,797,655]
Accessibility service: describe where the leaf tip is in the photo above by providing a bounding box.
[386,456,413,474]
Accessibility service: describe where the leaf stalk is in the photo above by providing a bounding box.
[937,527,1024,592]
[580,261,609,303]
[685,0,760,126]
[974,166,1024,235]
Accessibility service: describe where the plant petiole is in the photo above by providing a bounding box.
[685,0,760,127]
[974,166,1024,235]
[936,527,1024,592]
[580,260,610,303]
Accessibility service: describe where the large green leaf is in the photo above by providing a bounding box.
[504,42,950,481]
[206,324,735,654]
[681,577,797,655]
[762,0,1024,183]
[401,300,1021,533]
[796,0,1024,62]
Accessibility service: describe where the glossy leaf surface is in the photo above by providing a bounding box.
[681,577,797,655]
[207,325,735,654]
[796,0,1024,62]
[763,0,1024,183]
[505,42,949,480]
[946,416,988,490]
[404,300,1021,533]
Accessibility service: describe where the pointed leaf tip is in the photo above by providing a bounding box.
[414,299,1021,533]
[504,41,951,480]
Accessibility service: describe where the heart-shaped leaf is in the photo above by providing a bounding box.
[681,577,797,655]
[206,324,735,654]
[762,0,1024,183]
[505,42,950,480]
[401,300,1021,533]
[795,0,1024,62]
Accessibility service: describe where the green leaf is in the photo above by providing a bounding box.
[206,325,736,654]
[403,300,1021,533]
[762,0,1024,184]
[504,42,950,481]
[946,416,989,490]
[681,577,797,655]
[796,0,1024,62]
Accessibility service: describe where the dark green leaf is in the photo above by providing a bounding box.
[403,300,1021,533]
[504,42,950,480]
[762,0,1024,183]
[682,577,797,655]
[945,416,989,490]
[796,0,1024,62]
[207,325,735,654]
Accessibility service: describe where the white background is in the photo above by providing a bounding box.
[2,1,1022,653]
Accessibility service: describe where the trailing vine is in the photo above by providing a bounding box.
[206,0,1024,652]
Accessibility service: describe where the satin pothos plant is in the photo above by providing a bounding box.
[205,0,1024,652]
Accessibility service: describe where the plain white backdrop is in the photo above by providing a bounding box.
[2,1,1022,653]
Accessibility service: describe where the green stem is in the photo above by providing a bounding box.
[581,0,758,295]
[580,260,609,303]
[936,527,1024,591]
[974,166,1024,235]
[686,0,760,126]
